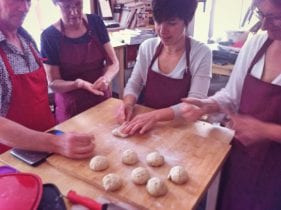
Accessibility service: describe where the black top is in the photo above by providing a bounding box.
[40,14,110,65]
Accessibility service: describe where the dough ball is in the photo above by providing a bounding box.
[146,177,167,197]
[122,149,138,165]
[112,124,129,138]
[146,151,165,167]
[89,155,109,171]
[131,167,150,185]
[168,166,188,184]
[102,173,122,191]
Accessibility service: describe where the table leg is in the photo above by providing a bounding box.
[114,46,125,99]
[206,170,221,210]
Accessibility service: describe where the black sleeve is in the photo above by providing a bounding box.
[40,26,61,65]
[87,14,110,45]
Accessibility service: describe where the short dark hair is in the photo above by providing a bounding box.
[152,0,198,25]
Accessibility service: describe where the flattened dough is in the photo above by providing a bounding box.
[102,173,122,191]
[112,123,129,138]
[89,155,109,171]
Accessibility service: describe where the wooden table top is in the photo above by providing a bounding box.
[0,98,234,210]
[0,153,101,209]
[47,98,234,210]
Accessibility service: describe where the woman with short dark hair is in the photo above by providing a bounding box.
[117,0,212,135]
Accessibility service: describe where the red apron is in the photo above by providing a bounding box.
[0,45,55,153]
[217,38,281,210]
[142,37,191,109]
[55,19,111,123]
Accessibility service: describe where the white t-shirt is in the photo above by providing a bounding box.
[124,36,212,115]
[211,32,281,113]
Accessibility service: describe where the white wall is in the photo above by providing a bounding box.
[23,0,91,47]
[193,0,252,43]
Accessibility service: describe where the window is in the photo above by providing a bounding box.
[23,0,91,48]
[193,0,253,43]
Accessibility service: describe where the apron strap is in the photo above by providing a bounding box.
[185,36,191,73]
[247,38,273,74]
[148,41,163,70]
[0,48,15,76]
[59,18,111,65]
[29,44,43,67]
[0,44,42,77]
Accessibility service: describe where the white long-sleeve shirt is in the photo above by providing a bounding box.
[211,32,281,113]
[124,36,212,115]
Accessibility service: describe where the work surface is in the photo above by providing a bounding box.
[47,98,233,210]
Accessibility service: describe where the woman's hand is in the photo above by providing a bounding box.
[181,98,220,122]
[122,111,159,135]
[116,103,134,124]
[54,132,95,159]
[179,102,204,122]
[227,114,268,146]
[75,78,104,96]
[92,76,110,92]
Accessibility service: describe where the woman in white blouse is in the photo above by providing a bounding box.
[182,0,281,209]
[116,0,212,134]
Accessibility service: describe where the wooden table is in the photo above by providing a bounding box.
[0,98,234,210]
[0,154,100,209]
[212,64,233,76]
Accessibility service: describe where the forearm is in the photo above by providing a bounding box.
[264,122,281,143]
[102,42,119,82]
[49,79,80,93]
[0,117,57,152]
[123,94,137,106]
[204,99,221,114]
[103,62,119,82]
[153,108,175,122]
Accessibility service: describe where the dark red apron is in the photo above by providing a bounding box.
[55,19,111,123]
[217,38,281,210]
[0,46,55,153]
[142,37,191,109]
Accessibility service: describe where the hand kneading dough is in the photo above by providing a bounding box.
[146,151,165,167]
[112,124,129,138]
[146,177,167,197]
[168,166,188,184]
[102,173,122,191]
[122,149,138,165]
[89,156,109,171]
[131,167,150,185]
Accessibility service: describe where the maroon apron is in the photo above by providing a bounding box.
[142,37,192,109]
[217,38,281,210]
[0,45,55,153]
[55,19,111,123]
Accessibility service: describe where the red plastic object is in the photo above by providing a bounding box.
[67,190,103,210]
[0,173,43,210]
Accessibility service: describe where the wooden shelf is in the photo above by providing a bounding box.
[212,64,233,76]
